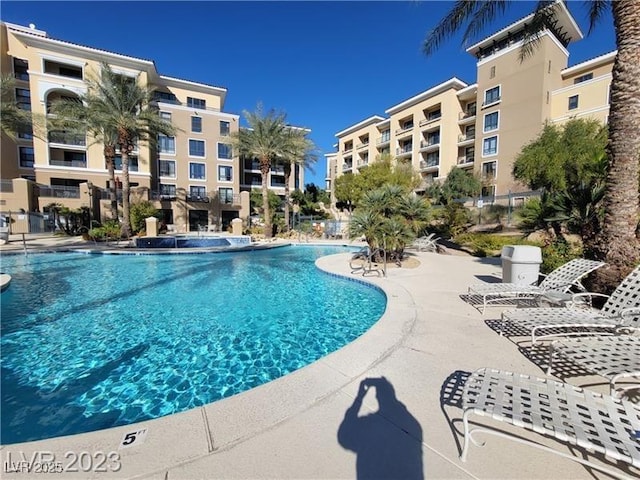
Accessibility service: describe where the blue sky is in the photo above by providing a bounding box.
[2,1,616,187]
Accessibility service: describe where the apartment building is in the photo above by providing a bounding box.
[1,22,304,233]
[329,2,614,204]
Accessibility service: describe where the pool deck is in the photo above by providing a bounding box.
[1,235,637,479]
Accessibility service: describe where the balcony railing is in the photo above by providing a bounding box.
[376,136,390,145]
[357,159,369,167]
[420,139,440,149]
[98,189,123,200]
[342,164,353,172]
[459,110,477,120]
[420,160,440,170]
[219,194,241,205]
[396,145,413,155]
[342,146,353,154]
[458,133,475,142]
[395,125,414,135]
[48,132,86,146]
[38,185,80,198]
[1,179,14,193]
[458,156,475,165]
[150,191,177,201]
[419,115,441,127]
[186,195,210,203]
[356,142,369,150]
[49,159,87,168]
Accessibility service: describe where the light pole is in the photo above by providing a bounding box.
[86,181,93,229]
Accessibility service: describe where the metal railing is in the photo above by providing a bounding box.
[395,125,414,135]
[48,132,86,146]
[420,159,440,170]
[420,115,441,126]
[38,185,80,198]
[458,134,475,142]
[459,110,476,120]
[186,195,210,203]
[458,156,475,165]
[396,145,413,155]
[376,136,390,145]
[420,139,440,148]
[49,159,87,168]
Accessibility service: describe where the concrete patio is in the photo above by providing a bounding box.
[1,240,637,479]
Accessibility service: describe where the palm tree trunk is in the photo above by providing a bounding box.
[283,164,291,232]
[260,157,272,238]
[593,0,640,289]
[104,144,118,220]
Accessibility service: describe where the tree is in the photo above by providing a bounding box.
[1,75,43,140]
[277,128,317,231]
[513,119,607,192]
[427,167,481,205]
[67,64,174,237]
[334,154,421,210]
[231,105,297,238]
[50,96,120,220]
[423,0,640,289]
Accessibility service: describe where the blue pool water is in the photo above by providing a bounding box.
[0,246,386,444]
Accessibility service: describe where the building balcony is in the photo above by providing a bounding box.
[342,164,353,172]
[396,146,413,159]
[457,155,475,166]
[48,132,86,147]
[356,142,369,150]
[419,115,441,128]
[219,194,241,206]
[419,139,440,152]
[419,160,439,171]
[186,195,210,203]
[395,126,414,139]
[49,159,87,169]
[458,110,477,123]
[458,134,475,145]
[376,136,390,146]
[342,146,353,154]
[357,159,369,167]
[38,185,80,199]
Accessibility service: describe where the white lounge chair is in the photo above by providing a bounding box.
[461,368,640,479]
[409,233,440,252]
[500,264,640,343]
[349,247,383,277]
[468,258,605,314]
[548,335,640,397]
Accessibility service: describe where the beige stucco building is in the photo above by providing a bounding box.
[0,22,302,233]
[328,2,614,205]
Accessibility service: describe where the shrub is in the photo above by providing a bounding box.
[88,220,121,241]
[540,239,582,274]
[130,201,160,234]
[454,233,539,257]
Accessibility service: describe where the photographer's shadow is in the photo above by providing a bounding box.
[338,377,423,479]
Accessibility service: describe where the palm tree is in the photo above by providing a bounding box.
[0,75,43,139]
[231,105,295,238]
[277,128,317,231]
[76,64,175,237]
[50,98,120,220]
[423,0,640,289]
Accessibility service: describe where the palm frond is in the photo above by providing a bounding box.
[585,0,609,34]
[461,0,509,48]
[423,0,478,55]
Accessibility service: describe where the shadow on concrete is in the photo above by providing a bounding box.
[338,377,423,479]
[439,370,471,456]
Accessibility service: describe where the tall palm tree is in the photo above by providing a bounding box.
[50,98,120,220]
[231,105,293,238]
[80,64,175,237]
[423,0,640,288]
[278,128,317,231]
[0,75,43,139]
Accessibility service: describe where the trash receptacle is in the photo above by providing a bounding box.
[501,245,542,285]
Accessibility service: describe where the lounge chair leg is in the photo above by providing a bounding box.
[460,410,471,462]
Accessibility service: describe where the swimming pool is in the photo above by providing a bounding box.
[0,245,386,444]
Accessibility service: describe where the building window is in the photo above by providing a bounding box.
[18,126,33,140]
[191,116,202,133]
[159,159,176,177]
[220,121,230,136]
[481,161,497,181]
[427,130,440,145]
[425,151,439,166]
[218,165,232,182]
[483,112,499,132]
[14,58,29,81]
[189,139,205,157]
[19,146,34,168]
[481,185,496,198]
[159,184,176,199]
[574,73,593,84]
[187,97,206,109]
[190,185,207,198]
[218,143,232,159]
[154,91,177,103]
[160,111,171,121]
[158,135,175,154]
[219,187,234,204]
[482,136,498,156]
[16,88,31,110]
[568,95,579,110]
[490,66,496,79]
[427,109,441,121]
[380,130,390,143]
[114,155,139,172]
[189,162,206,180]
[484,86,501,105]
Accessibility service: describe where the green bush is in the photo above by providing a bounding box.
[130,201,160,234]
[88,220,121,241]
[540,239,582,274]
[454,233,539,257]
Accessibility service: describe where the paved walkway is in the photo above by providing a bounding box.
[1,238,637,479]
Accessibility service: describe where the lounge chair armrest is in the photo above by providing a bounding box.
[619,306,640,323]
[570,292,609,308]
